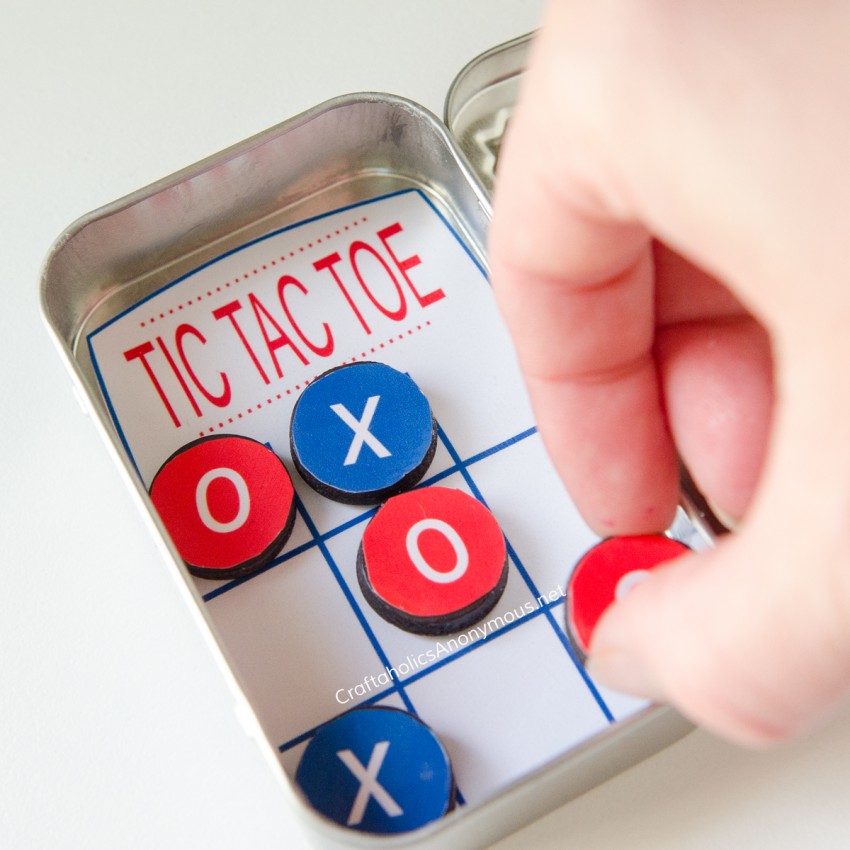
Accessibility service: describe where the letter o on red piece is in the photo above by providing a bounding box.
[150,435,296,579]
[565,535,690,659]
[357,486,508,635]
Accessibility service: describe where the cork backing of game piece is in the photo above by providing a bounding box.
[79,185,710,839]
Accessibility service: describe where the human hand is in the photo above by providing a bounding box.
[489,0,850,745]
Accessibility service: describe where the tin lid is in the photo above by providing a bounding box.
[444,33,532,193]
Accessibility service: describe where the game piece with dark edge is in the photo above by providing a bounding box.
[149,434,296,580]
[565,535,690,661]
[289,361,436,504]
[358,486,508,635]
[295,706,455,834]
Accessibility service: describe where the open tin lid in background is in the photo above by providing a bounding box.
[445,33,531,194]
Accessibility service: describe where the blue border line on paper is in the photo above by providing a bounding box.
[87,334,144,480]
[81,188,617,784]
[86,188,488,484]
[414,191,488,282]
[88,190,458,339]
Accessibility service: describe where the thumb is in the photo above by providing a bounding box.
[587,516,850,746]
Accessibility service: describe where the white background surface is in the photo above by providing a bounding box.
[3,1,849,847]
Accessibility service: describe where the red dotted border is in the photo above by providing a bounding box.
[196,321,432,437]
[139,216,368,329]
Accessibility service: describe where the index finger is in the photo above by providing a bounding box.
[488,56,678,534]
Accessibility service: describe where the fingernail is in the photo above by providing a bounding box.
[586,650,665,702]
[705,497,739,532]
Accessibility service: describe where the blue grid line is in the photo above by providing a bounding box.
[207,420,600,717]
[269,422,542,808]
[397,597,560,692]
[278,684,406,754]
[201,426,537,603]
[435,423,615,725]
[202,538,317,602]
[291,492,418,718]
[272,419,613,754]
[464,426,537,465]
[278,707,477,812]
[275,592,572,756]
[203,416,604,801]
[201,509,377,602]
[503,536,614,724]
[279,490,469,806]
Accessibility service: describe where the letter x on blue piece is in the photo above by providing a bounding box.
[289,361,436,504]
[295,706,454,833]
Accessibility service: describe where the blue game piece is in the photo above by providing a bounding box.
[295,706,455,834]
[289,362,437,504]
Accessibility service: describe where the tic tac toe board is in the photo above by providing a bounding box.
[40,76,718,850]
[85,186,707,819]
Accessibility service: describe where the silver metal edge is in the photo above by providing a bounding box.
[444,32,534,132]
[38,89,700,849]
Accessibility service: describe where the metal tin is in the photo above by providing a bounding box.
[445,33,531,192]
[41,42,715,850]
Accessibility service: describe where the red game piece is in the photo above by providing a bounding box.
[149,435,296,579]
[565,535,690,659]
[357,486,508,635]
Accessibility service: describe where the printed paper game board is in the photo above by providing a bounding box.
[87,188,702,817]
